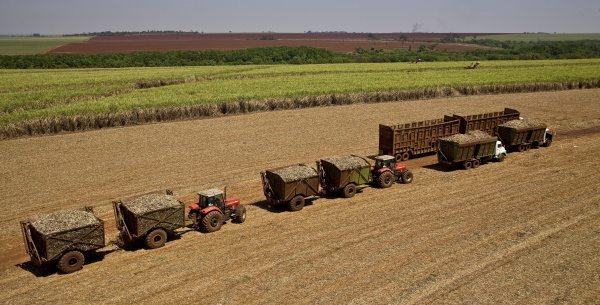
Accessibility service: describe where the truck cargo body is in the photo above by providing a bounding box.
[496,124,551,151]
[453,108,520,136]
[437,134,506,169]
[20,207,105,266]
[379,117,460,161]
[318,156,371,193]
[261,165,320,205]
[113,200,185,244]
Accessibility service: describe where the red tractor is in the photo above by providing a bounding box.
[371,155,414,188]
[188,187,246,233]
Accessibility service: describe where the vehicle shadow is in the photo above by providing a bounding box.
[16,248,119,277]
[422,163,456,172]
[252,198,318,213]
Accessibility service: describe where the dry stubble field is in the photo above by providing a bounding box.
[1,89,599,304]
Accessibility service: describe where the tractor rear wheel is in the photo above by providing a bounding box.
[288,196,305,212]
[145,229,167,249]
[378,171,394,188]
[341,184,356,198]
[58,250,85,274]
[401,171,414,184]
[202,211,223,233]
[234,205,247,223]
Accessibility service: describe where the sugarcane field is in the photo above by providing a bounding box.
[0,86,598,304]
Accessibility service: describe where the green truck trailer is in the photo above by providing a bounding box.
[437,131,508,170]
[496,119,553,152]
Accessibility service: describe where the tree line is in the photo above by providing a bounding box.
[1,41,599,69]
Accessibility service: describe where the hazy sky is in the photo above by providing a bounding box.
[1,0,599,35]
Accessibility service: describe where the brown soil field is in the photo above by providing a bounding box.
[47,33,497,54]
[1,89,599,304]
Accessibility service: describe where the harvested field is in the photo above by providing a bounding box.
[1,89,600,304]
[46,33,497,54]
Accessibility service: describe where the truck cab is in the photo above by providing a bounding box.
[494,141,507,161]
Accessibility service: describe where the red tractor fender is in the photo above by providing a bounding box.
[189,203,200,212]
[395,163,407,172]
[200,206,223,216]
[376,167,394,175]
[224,198,241,209]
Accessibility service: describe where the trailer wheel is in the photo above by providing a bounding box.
[472,159,480,168]
[288,196,305,212]
[341,184,357,198]
[498,154,506,162]
[462,161,472,170]
[378,171,395,188]
[145,229,167,249]
[401,171,414,184]
[202,211,223,232]
[518,145,526,152]
[234,205,247,223]
[58,250,85,274]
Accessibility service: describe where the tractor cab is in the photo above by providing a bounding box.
[372,155,406,173]
[198,188,225,210]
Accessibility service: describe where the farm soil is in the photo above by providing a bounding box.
[1,89,599,304]
[46,33,497,54]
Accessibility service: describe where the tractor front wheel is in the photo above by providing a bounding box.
[202,211,223,233]
[235,205,247,223]
[401,171,414,184]
[378,171,395,188]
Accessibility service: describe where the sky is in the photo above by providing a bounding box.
[0,0,599,35]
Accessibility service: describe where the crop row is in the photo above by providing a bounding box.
[1,60,600,136]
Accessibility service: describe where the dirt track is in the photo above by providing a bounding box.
[1,89,599,304]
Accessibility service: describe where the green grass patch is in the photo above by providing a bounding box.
[0,36,91,55]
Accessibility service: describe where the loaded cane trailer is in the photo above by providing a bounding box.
[378,117,460,161]
[437,130,507,170]
[452,108,521,136]
[317,155,372,198]
[261,164,320,211]
[112,190,185,249]
[20,206,105,274]
[495,119,554,152]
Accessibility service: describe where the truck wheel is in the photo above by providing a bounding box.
[472,159,480,168]
[518,145,526,152]
[378,171,394,188]
[341,184,356,198]
[401,152,410,161]
[145,229,167,249]
[58,250,85,274]
[545,140,552,147]
[202,211,223,232]
[498,154,506,162]
[401,171,414,184]
[462,161,472,170]
[234,205,247,223]
[288,196,305,212]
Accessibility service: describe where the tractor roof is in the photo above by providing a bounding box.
[198,188,223,197]
[374,155,395,161]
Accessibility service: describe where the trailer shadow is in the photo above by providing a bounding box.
[252,198,318,213]
[116,229,190,252]
[16,248,119,277]
[422,163,456,172]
